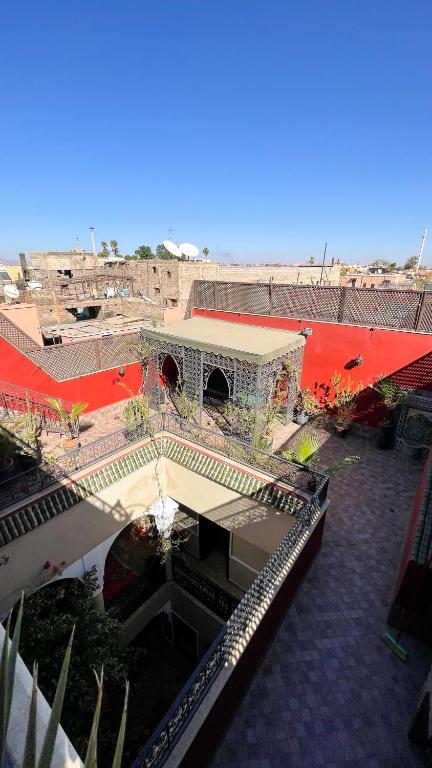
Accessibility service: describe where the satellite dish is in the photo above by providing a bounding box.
[179,242,199,258]
[4,285,19,299]
[163,240,181,258]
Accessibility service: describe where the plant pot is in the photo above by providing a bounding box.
[62,437,80,451]
[375,420,393,450]
[293,412,309,426]
[0,457,15,482]
[335,422,349,438]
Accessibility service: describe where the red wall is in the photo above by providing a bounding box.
[0,336,142,412]
[193,309,432,425]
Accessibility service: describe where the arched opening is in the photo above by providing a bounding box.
[161,354,180,389]
[204,367,230,402]
[103,518,166,618]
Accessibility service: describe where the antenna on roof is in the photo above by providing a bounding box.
[89,227,96,255]
[168,228,175,240]
[416,229,428,273]
[319,242,328,286]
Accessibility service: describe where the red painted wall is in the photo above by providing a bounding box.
[0,336,142,412]
[193,309,432,425]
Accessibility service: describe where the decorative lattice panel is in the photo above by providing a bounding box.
[418,294,432,333]
[271,284,341,321]
[216,282,271,315]
[343,289,420,329]
[194,280,216,309]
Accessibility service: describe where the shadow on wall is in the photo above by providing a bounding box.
[310,350,432,426]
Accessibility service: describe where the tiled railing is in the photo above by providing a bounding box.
[0,380,73,433]
[172,554,240,621]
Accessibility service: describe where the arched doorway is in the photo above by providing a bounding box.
[161,354,180,389]
[103,519,166,619]
[204,367,230,402]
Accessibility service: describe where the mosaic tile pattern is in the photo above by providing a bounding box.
[212,433,432,768]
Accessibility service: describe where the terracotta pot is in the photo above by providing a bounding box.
[62,437,80,451]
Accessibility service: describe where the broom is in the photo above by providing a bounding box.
[381,552,432,662]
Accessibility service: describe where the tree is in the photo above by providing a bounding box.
[404,255,418,270]
[307,256,315,265]
[202,247,209,258]
[99,241,110,258]
[16,569,139,763]
[155,243,173,260]
[110,240,119,256]
[134,245,154,260]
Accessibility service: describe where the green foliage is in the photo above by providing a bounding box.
[404,255,418,270]
[175,379,199,421]
[17,569,132,761]
[110,240,119,257]
[370,375,406,423]
[123,394,151,429]
[326,372,362,425]
[99,242,110,258]
[283,432,360,475]
[155,243,173,260]
[45,398,87,439]
[134,245,154,260]
[202,247,209,258]
[2,589,130,768]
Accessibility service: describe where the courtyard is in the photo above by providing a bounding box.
[212,431,431,768]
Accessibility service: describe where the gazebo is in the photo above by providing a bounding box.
[141,317,306,428]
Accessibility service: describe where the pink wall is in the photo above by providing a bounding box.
[192,308,432,425]
[0,304,43,344]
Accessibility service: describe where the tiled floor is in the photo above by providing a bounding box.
[212,433,431,768]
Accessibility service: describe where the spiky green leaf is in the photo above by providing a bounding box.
[0,613,12,765]
[23,663,38,768]
[111,681,129,768]
[37,626,75,768]
[84,669,104,768]
[6,593,24,727]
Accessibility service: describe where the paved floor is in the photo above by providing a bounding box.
[212,432,431,768]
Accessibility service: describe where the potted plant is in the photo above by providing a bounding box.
[293,388,322,425]
[282,431,360,487]
[13,395,43,467]
[45,397,88,450]
[123,393,151,441]
[326,372,362,437]
[0,429,17,482]
[370,376,406,450]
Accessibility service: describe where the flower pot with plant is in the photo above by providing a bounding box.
[326,372,362,437]
[370,376,406,450]
[45,397,87,449]
[293,388,322,425]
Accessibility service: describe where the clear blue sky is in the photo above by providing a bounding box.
[1,0,431,266]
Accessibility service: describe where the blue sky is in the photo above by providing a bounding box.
[1,0,431,265]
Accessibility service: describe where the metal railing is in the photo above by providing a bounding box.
[193,280,432,332]
[0,409,327,768]
[0,380,73,433]
[134,494,323,768]
[0,413,326,513]
[172,554,240,621]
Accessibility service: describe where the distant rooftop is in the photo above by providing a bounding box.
[144,316,305,363]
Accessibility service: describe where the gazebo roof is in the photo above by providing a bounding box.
[143,316,305,364]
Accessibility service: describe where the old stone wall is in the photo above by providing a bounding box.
[219,263,341,285]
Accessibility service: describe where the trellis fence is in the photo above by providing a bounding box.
[193,281,432,332]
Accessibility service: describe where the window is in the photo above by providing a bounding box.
[170,298,178,307]
[154,287,160,294]
[167,270,171,279]
[152,266,157,274]
[370,283,375,289]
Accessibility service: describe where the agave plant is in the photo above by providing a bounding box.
[283,432,360,475]
[0,596,129,768]
[45,398,87,440]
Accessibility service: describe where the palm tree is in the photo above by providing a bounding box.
[45,398,87,440]
[283,432,359,475]
[110,240,119,256]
